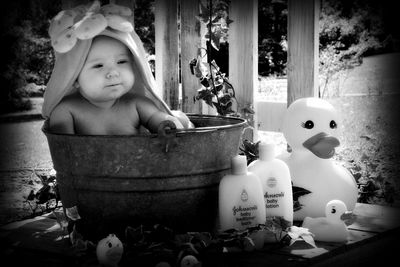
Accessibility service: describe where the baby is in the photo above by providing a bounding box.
[43,1,192,135]
[49,35,185,135]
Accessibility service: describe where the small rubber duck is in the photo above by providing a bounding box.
[302,199,349,243]
[96,234,124,267]
[279,97,358,220]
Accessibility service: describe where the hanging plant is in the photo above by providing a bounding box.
[189,0,238,116]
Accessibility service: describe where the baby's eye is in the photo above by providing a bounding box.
[93,64,103,69]
[301,120,314,129]
[118,59,129,64]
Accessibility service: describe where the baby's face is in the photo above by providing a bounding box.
[77,36,135,106]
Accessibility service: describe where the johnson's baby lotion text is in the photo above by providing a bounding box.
[248,142,293,225]
[219,155,266,231]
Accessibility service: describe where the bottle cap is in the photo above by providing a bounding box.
[231,155,248,175]
[259,141,275,161]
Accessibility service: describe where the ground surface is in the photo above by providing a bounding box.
[0,53,399,226]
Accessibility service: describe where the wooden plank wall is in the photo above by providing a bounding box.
[287,0,319,104]
[229,0,258,140]
[180,0,202,114]
[154,0,180,110]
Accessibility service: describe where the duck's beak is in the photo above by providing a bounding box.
[302,132,340,159]
[341,211,356,226]
[106,248,123,264]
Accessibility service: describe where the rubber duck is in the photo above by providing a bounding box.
[96,234,124,267]
[279,97,358,220]
[302,199,349,242]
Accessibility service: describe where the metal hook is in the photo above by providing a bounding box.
[157,120,177,153]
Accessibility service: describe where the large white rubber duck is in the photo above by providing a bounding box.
[279,97,358,221]
[302,199,349,243]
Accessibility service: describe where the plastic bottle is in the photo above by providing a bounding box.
[248,142,293,226]
[219,155,266,231]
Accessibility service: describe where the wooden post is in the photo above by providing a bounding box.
[287,0,320,105]
[229,0,258,141]
[155,0,180,110]
[180,0,202,113]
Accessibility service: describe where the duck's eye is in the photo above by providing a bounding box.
[108,242,112,248]
[330,120,337,129]
[301,120,314,129]
[331,207,336,214]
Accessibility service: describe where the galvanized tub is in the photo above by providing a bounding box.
[43,114,247,237]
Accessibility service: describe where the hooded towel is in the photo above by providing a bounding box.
[42,2,172,119]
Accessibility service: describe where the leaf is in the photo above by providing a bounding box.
[287,226,316,247]
[210,28,223,50]
[265,216,290,233]
[197,2,210,24]
[196,88,214,107]
[52,209,68,229]
[242,106,255,114]
[25,189,36,201]
[194,57,209,78]
[125,225,145,245]
[301,234,317,248]
[189,58,197,75]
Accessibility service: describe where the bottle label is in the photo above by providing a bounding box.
[264,182,284,209]
[232,189,259,227]
[267,177,277,188]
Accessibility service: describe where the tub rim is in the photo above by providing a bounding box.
[42,113,248,138]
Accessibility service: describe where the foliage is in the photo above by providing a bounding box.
[319,0,385,97]
[0,0,60,113]
[190,57,237,116]
[23,169,60,215]
[196,0,231,51]
[15,21,55,86]
[239,139,260,164]
[258,0,288,76]
[134,0,155,55]
[1,22,32,113]
[57,219,315,265]
[285,226,316,247]
[190,0,239,116]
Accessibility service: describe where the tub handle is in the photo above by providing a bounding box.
[157,120,177,153]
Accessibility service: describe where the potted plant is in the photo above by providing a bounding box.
[189,0,238,117]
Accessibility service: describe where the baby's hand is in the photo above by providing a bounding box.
[171,110,195,129]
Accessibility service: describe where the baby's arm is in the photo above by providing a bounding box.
[49,102,75,134]
[136,96,184,133]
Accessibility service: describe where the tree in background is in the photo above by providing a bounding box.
[258,0,287,77]
[0,0,60,114]
[319,0,396,97]
[134,0,155,56]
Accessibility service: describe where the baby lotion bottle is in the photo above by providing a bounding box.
[248,142,293,226]
[219,155,266,231]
